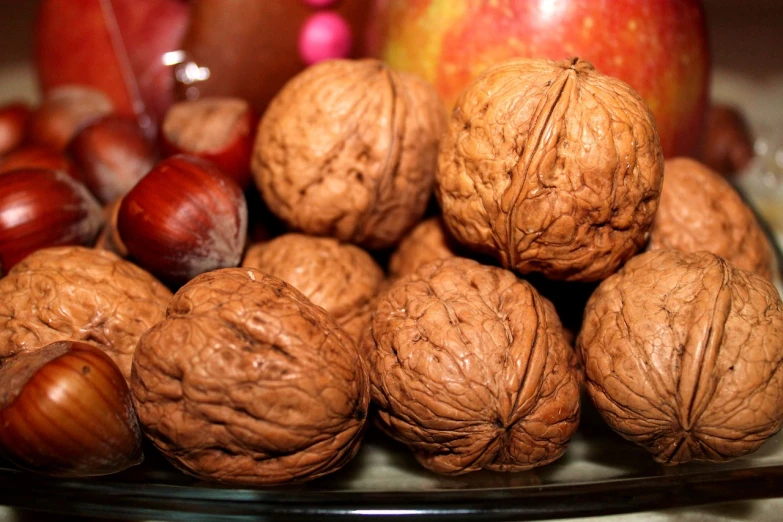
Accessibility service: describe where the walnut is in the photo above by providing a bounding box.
[0,246,171,380]
[436,57,663,282]
[388,217,460,280]
[363,257,581,475]
[647,157,772,280]
[131,268,369,485]
[241,233,384,343]
[252,59,446,249]
[577,249,783,464]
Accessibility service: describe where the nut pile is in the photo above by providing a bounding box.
[0,54,781,486]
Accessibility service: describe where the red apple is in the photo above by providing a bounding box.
[34,0,189,131]
[371,0,710,158]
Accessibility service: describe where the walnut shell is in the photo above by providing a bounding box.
[131,268,369,485]
[577,250,783,464]
[241,233,384,343]
[388,217,459,280]
[647,157,772,280]
[436,57,663,282]
[252,59,446,249]
[363,257,580,475]
[0,246,171,380]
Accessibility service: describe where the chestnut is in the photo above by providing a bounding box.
[117,155,248,286]
[160,97,257,189]
[0,340,143,477]
[700,103,755,177]
[0,101,31,156]
[0,168,103,275]
[0,146,82,180]
[94,198,129,257]
[68,114,158,203]
[28,85,114,152]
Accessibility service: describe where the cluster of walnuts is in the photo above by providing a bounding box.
[1,57,782,486]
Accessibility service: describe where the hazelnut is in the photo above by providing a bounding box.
[0,169,102,274]
[68,114,157,203]
[0,146,81,180]
[0,102,31,156]
[252,59,446,249]
[117,155,248,286]
[0,340,143,477]
[28,85,114,152]
[437,57,663,282]
[700,103,754,177]
[161,97,257,189]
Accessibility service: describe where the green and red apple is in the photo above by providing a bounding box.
[370,0,710,158]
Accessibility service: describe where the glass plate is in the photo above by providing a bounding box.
[1,404,783,521]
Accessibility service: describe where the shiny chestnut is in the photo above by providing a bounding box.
[68,114,157,203]
[0,341,143,477]
[0,168,103,274]
[117,155,248,286]
[0,146,82,180]
[28,85,114,152]
[160,97,257,189]
[0,102,31,156]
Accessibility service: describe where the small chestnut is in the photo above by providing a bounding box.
[28,85,114,152]
[0,101,31,156]
[0,168,103,274]
[68,114,158,203]
[160,97,257,189]
[700,103,755,177]
[0,146,82,180]
[94,198,129,257]
[0,340,143,477]
[117,155,248,286]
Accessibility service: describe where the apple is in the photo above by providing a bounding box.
[175,0,372,115]
[370,0,710,158]
[34,0,189,130]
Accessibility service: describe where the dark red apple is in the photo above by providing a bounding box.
[34,0,189,131]
[371,0,710,158]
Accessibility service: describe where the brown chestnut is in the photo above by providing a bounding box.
[28,85,114,152]
[161,97,256,189]
[117,155,248,286]
[68,115,157,203]
[0,168,103,274]
[0,102,31,156]
[700,103,755,177]
[94,198,129,257]
[0,340,143,477]
[0,146,82,180]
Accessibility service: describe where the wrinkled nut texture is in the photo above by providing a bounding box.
[0,246,171,381]
[388,217,459,280]
[242,234,384,343]
[252,59,446,249]
[648,158,772,280]
[577,250,783,464]
[437,58,663,281]
[131,268,369,485]
[364,257,580,474]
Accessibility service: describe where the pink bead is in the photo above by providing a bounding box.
[301,0,341,7]
[298,12,352,65]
